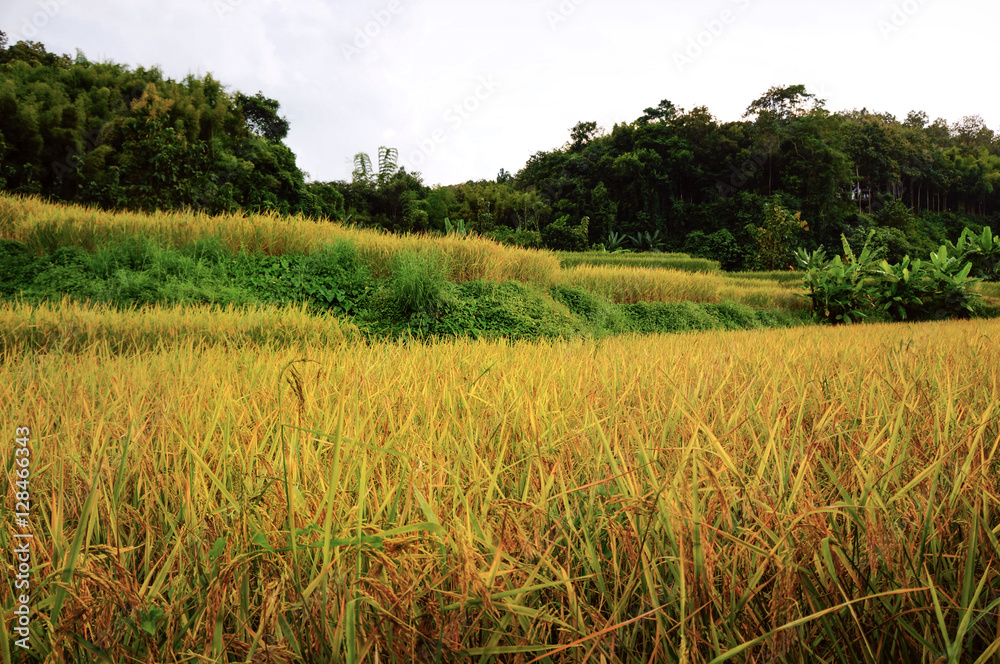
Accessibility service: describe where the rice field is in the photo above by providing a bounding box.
[558,264,806,311]
[555,252,721,274]
[1,193,806,312]
[2,299,999,662]
[0,194,560,287]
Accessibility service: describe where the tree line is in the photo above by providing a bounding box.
[2,32,998,270]
[0,32,345,218]
[513,88,1000,268]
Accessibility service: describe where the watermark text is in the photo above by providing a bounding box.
[12,426,33,650]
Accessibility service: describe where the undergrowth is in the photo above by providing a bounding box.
[0,235,806,341]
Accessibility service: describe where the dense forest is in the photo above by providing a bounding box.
[2,31,998,270]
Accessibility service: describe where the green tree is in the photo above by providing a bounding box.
[0,39,328,217]
[541,215,588,251]
[746,195,809,270]
[568,121,601,151]
[638,99,677,125]
[236,91,290,142]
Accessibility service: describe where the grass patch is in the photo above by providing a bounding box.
[558,263,807,310]
[557,250,721,273]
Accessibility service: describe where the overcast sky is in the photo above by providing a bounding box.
[2,0,998,186]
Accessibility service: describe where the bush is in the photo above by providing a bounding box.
[683,229,744,271]
[541,215,588,252]
[795,234,878,324]
[943,226,998,282]
[234,241,373,315]
[798,230,982,324]
[506,229,542,249]
[32,246,103,300]
[391,248,450,316]
[550,284,630,334]
[918,245,979,320]
[847,224,914,265]
[746,195,808,271]
[443,281,584,339]
[302,241,372,314]
[876,197,915,231]
[0,240,32,297]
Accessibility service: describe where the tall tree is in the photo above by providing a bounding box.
[236,91,290,142]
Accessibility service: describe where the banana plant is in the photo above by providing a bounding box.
[628,230,665,253]
[444,217,467,237]
[872,256,927,321]
[924,245,980,319]
[605,231,628,252]
[794,232,877,324]
[944,226,997,281]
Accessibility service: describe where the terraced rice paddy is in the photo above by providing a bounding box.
[2,300,999,662]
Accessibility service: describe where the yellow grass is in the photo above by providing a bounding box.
[0,193,560,286]
[2,299,998,661]
[2,193,810,312]
[0,297,358,353]
[559,264,807,310]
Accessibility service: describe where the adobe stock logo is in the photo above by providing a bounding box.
[17,0,72,40]
[341,1,405,62]
[406,75,501,170]
[673,0,752,73]
[546,0,587,29]
[213,0,244,20]
[877,0,930,39]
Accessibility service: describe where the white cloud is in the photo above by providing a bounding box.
[1,0,997,187]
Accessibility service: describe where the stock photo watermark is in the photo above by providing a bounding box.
[546,0,588,29]
[11,426,33,651]
[673,0,752,73]
[15,0,72,40]
[341,1,405,62]
[877,0,930,39]
[406,75,501,170]
[212,0,243,20]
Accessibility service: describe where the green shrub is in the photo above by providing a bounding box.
[683,229,744,271]
[876,198,916,231]
[107,270,161,305]
[506,229,542,249]
[0,240,32,297]
[450,281,583,339]
[89,234,159,276]
[391,248,450,316]
[847,224,913,265]
[798,229,982,324]
[302,241,372,314]
[32,246,102,300]
[919,244,979,320]
[944,226,998,282]
[870,256,931,321]
[704,302,761,329]
[623,302,717,334]
[627,230,666,253]
[746,195,808,271]
[795,234,878,324]
[234,241,373,315]
[550,284,630,334]
[541,215,588,252]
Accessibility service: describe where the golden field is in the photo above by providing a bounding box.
[0,193,805,312]
[2,299,999,662]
